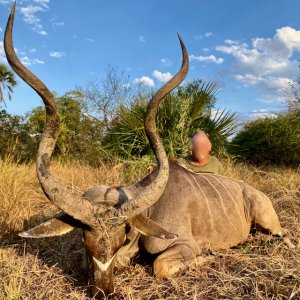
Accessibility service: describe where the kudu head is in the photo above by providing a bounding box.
[4,1,189,298]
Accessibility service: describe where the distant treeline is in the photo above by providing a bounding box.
[1,78,299,168]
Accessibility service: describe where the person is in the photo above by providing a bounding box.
[178,130,224,175]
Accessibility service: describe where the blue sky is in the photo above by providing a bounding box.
[1,0,300,121]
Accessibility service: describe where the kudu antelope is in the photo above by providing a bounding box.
[4,2,294,299]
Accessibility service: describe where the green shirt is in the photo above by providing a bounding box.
[178,155,224,175]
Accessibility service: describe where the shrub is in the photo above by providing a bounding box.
[229,112,300,166]
[26,93,106,165]
[0,110,35,162]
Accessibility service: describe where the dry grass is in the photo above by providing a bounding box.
[0,157,299,300]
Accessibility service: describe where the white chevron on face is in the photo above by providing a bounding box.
[93,254,116,272]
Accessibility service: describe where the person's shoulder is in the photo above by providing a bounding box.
[178,155,192,164]
[209,155,222,163]
[209,155,224,174]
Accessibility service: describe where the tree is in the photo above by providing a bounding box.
[27,92,105,164]
[0,109,33,160]
[285,80,300,113]
[0,64,17,107]
[106,80,238,159]
[76,66,133,130]
[284,62,300,113]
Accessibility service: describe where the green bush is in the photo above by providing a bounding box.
[0,110,35,161]
[229,112,300,166]
[26,92,106,165]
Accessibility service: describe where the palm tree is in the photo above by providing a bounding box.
[0,64,17,107]
[106,79,238,159]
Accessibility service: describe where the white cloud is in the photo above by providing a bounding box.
[0,41,44,66]
[29,48,37,53]
[250,109,277,120]
[234,74,262,85]
[160,58,173,67]
[1,0,50,35]
[263,76,291,90]
[216,27,300,101]
[21,5,44,23]
[0,0,14,5]
[253,27,300,58]
[20,4,48,35]
[236,74,290,89]
[139,35,146,42]
[194,32,213,40]
[216,42,291,77]
[134,76,154,87]
[210,108,225,120]
[190,54,224,64]
[33,0,49,9]
[225,39,240,45]
[51,21,64,29]
[50,51,66,58]
[17,49,26,56]
[38,30,47,36]
[0,42,7,63]
[20,56,45,66]
[86,38,94,42]
[152,70,172,83]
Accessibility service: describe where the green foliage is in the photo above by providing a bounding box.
[0,110,34,161]
[26,92,105,164]
[106,80,238,159]
[229,112,300,166]
[3,79,238,164]
[0,64,17,106]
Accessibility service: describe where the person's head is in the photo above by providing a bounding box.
[191,130,212,162]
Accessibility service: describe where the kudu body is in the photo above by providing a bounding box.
[4,2,293,299]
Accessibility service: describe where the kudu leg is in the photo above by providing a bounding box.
[153,244,196,278]
[252,193,295,248]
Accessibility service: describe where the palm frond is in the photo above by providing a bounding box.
[105,80,238,158]
[0,64,17,106]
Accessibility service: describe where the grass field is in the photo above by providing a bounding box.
[0,158,299,299]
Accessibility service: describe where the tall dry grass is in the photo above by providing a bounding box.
[0,157,299,299]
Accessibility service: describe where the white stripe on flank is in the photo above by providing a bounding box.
[198,174,239,233]
[183,172,214,229]
[212,176,247,231]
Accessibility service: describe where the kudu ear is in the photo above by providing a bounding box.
[129,215,177,240]
[19,214,88,238]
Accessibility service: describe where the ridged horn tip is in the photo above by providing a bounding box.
[4,1,17,63]
[9,1,16,19]
[176,32,183,42]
